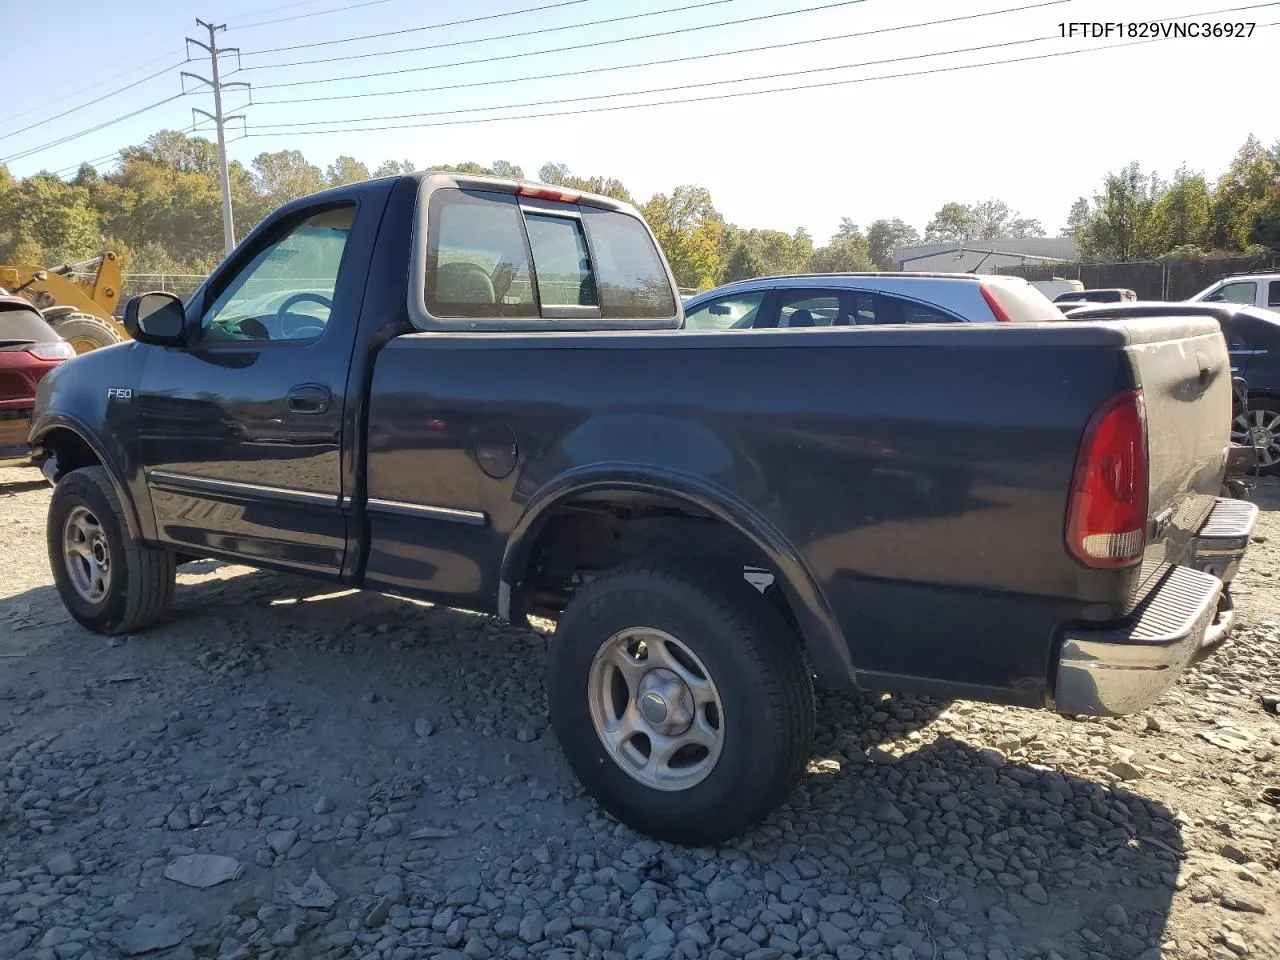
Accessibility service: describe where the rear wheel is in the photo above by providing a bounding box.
[46,312,125,353]
[1232,396,1280,476]
[547,559,814,845]
[48,466,175,634]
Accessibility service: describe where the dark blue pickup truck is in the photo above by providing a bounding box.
[30,172,1255,845]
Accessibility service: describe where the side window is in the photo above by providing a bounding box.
[579,208,676,318]
[778,293,841,328]
[426,191,536,318]
[524,214,597,309]
[858,293,960,324]
[1206,281,1258,305]
[1268,280,1280,308]
[683,292,766,330]
[201,205,354,342]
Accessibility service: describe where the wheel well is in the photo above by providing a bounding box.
[514,491,795,624]
[38,427,103,479]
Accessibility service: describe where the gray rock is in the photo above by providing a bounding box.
[118,915,186,956]
[166,808,190,831]
[0,931,36,956]
[267,829,298,855]
[707,879,744,906]
[874,802,908,826]
[1023,882,1049,905]
[818,922,851,950]
[46,851,79,877]
[372,815,400,838]
[519,911,546,943]
[313,795,336,815]
[1221,888,1266,914]
[1103,904,1127,925]
[271,923,301,947]
[988,906,1018,925]
[879,873,911,902]
[632,888,658,919]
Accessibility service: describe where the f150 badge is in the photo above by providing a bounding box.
[106,388,133,400]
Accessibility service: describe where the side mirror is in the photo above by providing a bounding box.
[124,292,186,346]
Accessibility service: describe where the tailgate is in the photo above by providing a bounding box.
[1127,317,1231,589]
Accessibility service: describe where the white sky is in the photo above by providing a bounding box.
[2,0,1276,241]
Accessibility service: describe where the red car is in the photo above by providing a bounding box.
[0,295,76,466]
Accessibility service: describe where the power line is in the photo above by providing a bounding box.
[242,21,1279,138]
[249,0,868,88]
[254,32,1067,128]
[254,0,1071,107]
[1,94,187,165]
[240,0,746,69]
[233,0,389,28]
[0,59,188,145]
[240,0,591,43]
[0,50,183,128]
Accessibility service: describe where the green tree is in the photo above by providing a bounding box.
[1147,165,1211,252]
[642,186,722,289]
[373,159,416,177]
[1063,196,1091,240]
[925,202,977,242]
[538,162,571,184]
[809,222,872,273]
[251,150,324,208]
[1210,135,1278,251]
[718,226,813,283]
[491,160,524,179]
[866,218,920,270]
[1079,163,1157,261]
[970,199,1044,239]
[325,155,370,186]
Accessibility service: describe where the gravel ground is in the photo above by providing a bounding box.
[1,466,1278,960]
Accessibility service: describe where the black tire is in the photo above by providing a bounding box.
[47,466,175,635]
[47,312,125,354]
[1232,396,1280,477]
[547,559,814,845]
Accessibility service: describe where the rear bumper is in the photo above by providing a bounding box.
[1191,496,1257,584]
[0,409,34,467]
[1055,566,1224,717]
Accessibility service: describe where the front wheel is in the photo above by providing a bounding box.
[547,560,814,845]
[47,466,175,634]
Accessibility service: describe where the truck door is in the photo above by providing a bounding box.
[136,201,366,575]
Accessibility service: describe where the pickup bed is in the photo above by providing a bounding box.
[31,172,1255,845]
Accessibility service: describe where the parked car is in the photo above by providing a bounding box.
[1190,273,1280,313]
[31,172,1254,845]
[1053,288,1138,304]
[1053,288,1138,313]
[1064,301,1280,474]
[0,294,76,466]
[681,272,1064,329]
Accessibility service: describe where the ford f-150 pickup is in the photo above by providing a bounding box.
[30,172,1256,845]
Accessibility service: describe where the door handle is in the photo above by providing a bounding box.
[288,384,331,415]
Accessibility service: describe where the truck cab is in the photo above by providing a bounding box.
[1191,272,1280,314]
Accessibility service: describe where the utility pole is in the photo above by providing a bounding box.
[183,20,250,256]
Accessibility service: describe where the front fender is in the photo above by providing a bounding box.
[29,343,152,540]
[499,462,856,687]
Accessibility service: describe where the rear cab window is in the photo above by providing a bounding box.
[418,184,676,327]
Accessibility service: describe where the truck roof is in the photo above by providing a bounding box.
[406,170,634,214]
[709,271,1027,287]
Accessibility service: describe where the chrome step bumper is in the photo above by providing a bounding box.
[1192,497,1258,584]
[1055,566,1222,717]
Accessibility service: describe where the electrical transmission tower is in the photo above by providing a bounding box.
[184,19,250,255]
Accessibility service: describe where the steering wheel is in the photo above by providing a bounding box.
[276,292,333,339]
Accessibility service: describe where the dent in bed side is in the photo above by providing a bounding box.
[498,463,855,688]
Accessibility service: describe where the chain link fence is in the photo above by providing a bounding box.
[995,254,1280,300]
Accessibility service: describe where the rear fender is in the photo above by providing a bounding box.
[499,464,856,688]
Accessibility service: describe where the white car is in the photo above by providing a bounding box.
[1190,273,1280,313]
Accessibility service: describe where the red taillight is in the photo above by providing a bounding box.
[980,283,1014,322]
[1066,389,1149,569]
[518,183,580,203]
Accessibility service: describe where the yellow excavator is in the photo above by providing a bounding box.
[0,251,129,353]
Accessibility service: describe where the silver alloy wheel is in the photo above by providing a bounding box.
[62,505,111,603]
[587,627,725,791]
[1232,408,1280,468]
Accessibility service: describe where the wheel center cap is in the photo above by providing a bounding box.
[640,692,668,724]
[636,668,695,735]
